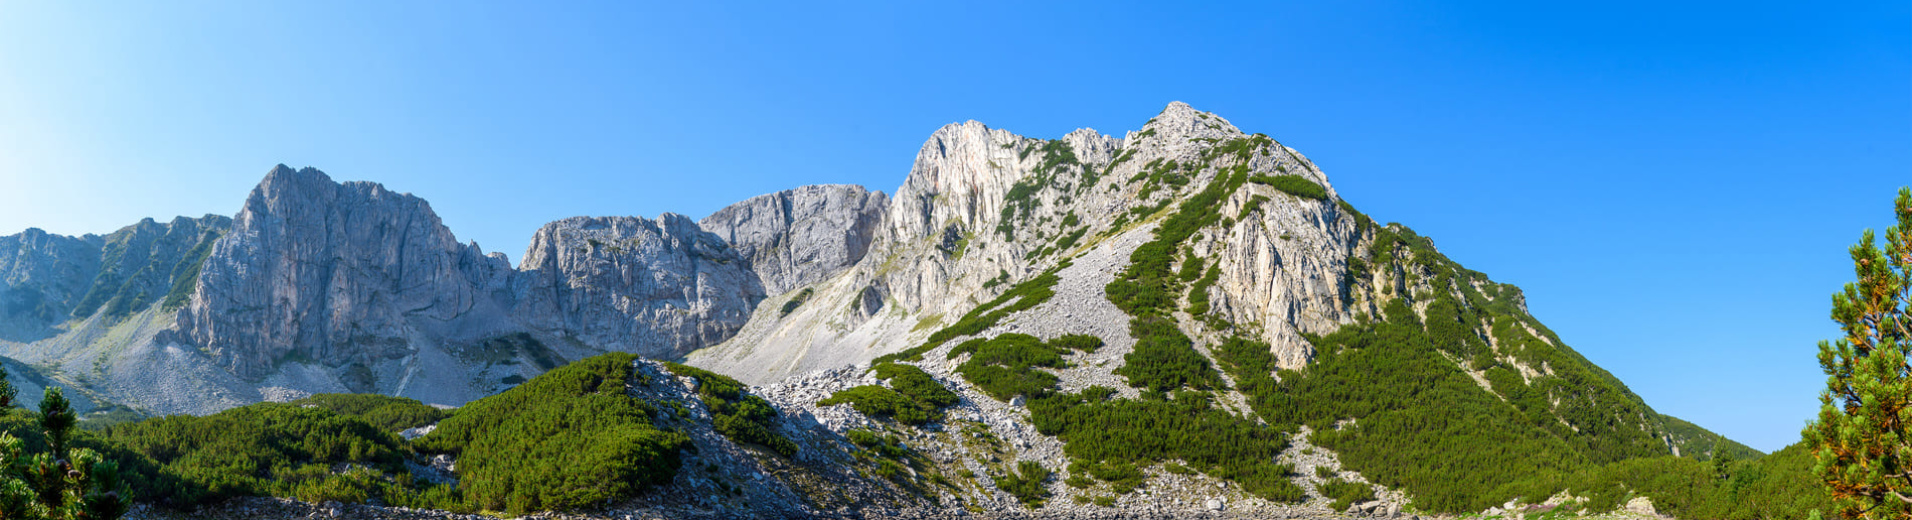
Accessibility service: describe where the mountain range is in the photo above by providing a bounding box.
[0,102,1783,517]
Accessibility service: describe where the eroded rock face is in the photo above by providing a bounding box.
[698,185,888,296]
[0,229,103,342]
[515,214,763,359]
[172,165,516,381]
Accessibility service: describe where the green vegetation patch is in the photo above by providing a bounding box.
[1048,334,1104,352]
[818,363,958,426]
[1027,388,1303,502]
[1114,316,1223,392]
[1071,460,1146,494]
[415,353,688,514]
[1516,443,1832,520]
[284,394,446,432]
[1319,478,1377,511]
[948,333,1099,401]
[779,287,815,317]
[1249,174,1327,201]
[994,460,1052,508]
[998,140,1082,238]
[106,401,433,508]
[875,261,1071,364]
[663,362,798,457]
[1659,414,1763,462]
[820,386,924,423]
[161,229,223,310]
[1186,263,1221,317]
[1107,161,1248,315]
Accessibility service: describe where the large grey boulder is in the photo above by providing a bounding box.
[514,214,763,359]
[698,184,888,296]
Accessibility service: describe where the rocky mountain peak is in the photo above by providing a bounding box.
[175,165,509,382]
[1132,101,1245,147]
[886,120,1028,242]
[699,184,888,296]
[515,213,762,359]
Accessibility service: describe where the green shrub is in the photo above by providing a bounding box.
[0,387,133,520]
[1054,227,1089,252]
[844,428,910,459]
[821,386,936,425]
[1236,194,1270,220]
[872,363,960,408]
[821,363,959,426]
[1186,264,1221,316]
[1318,478,1376,511]
[415,353,687,514]
[1026,390,1302,503]
[994,461,1051,508]
[1107,162,1248,316]
[1048,334,1104,353]
[779,287,815,317]
[664,362,798,457]
[106,400,413,508]
[1113,316,1222,393]
[1082,460,1145,494]
[949,333,1099,401]
[285,394,446,432]
[1249,174,1327,201]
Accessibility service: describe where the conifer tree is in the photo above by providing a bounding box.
[1808,187,1912,519]
[0,387,129,520]
[0,365,16,409]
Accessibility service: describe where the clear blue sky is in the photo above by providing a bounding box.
[0,2,1905,452]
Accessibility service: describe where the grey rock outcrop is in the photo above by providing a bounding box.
[515,214,762,359]
[0,228,103,342]
[171,165,517,381]
[698,184,888,296]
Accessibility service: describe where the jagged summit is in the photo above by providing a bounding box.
[699,184,888,296]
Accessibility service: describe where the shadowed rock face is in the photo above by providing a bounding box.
[172,166,517,380]
[0,215,231,343]
[0,229,104,342]
[516,214,764,359]
[699,184,888,296]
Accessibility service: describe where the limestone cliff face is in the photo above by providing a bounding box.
[691,101,1370,383]
[172,165,516,381]
[0,229,103,342]
[698,185,888,296]
[1190,146,1360,369]
[515,214,763,359]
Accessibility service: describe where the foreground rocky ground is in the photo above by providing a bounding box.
[127,496,1675,520]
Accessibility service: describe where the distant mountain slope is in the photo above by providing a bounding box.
[0,167,883,415]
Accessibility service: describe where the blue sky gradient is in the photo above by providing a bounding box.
[0,2,1906,452]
